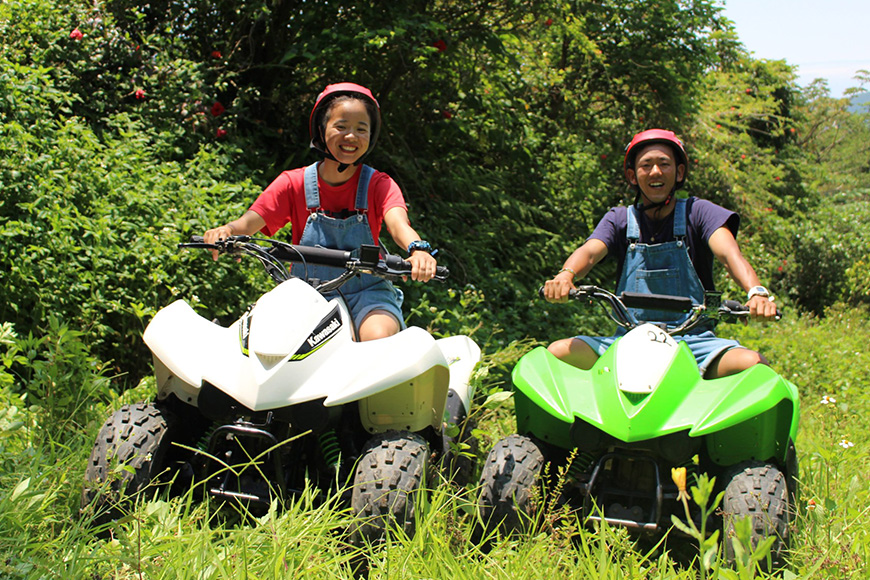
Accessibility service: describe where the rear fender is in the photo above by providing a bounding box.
[435,335,482,414]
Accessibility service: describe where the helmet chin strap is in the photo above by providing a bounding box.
[313,131,358,173]
[634,189,674,215]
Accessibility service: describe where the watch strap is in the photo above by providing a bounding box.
[747,286,770,300]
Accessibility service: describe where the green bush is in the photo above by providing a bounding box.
[781,200,870,315]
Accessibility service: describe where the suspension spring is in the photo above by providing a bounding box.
[197,421,218,452]
[566,450,597,481]
[318,429,342,472]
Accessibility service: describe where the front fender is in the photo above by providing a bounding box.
[512,346,799,463]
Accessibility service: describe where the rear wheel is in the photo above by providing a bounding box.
[478,434,545,535]
[722,462,791,571]
[81,402,189,523]
[349,431,429,545]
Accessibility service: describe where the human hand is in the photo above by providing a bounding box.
[407,250,437,282]
[747,295,778,322]
[203,225,234,261]
[541,273,575,303]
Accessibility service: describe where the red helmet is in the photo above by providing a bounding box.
[309,82,381,165]
[623,129,688,189]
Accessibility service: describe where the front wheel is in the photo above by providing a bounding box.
[721,462,791,571]
[349,431,429,545]
[477,434,545,536]
[81,402,187,524]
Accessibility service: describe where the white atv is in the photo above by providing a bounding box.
[82,236,480,544]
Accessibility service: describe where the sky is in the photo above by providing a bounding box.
[719,0,870,98]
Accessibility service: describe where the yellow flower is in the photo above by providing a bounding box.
[671,467,690,502]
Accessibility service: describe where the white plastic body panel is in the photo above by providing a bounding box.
[614,323,680,394]
[143,277,480,434]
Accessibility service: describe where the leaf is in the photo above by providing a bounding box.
[10,477,30,501]
[482,391,513,408]
[669,514,697,537]
[702,545,718,571]
[749,536,775,562]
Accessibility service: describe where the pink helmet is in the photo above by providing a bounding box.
[309,82,381,165]
[623,129,688,189]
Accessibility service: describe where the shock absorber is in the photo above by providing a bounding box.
[197,421,218,452]
[566,450,597,482]
[318,429,342,474]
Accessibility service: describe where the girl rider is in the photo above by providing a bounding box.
[203,83,437,341]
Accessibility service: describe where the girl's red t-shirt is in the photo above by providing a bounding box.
[250,165,407,244]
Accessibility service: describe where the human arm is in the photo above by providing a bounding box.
[541,239,609,303]
[203,210,267,261]
[707,227,777,320]
[383,206,437,282]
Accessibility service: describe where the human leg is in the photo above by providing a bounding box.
[547,337,600,370]
[704,347,768,379]
[344,280,405,341]
[357,310,401,341]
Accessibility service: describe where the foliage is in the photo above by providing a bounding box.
[728,308,870,578]
[1,0,870,576]
[779,201,870,314]
[0,0,771,388]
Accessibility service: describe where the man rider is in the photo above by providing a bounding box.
[542,129,778,378]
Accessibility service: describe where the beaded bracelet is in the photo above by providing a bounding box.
[557,267,576,279]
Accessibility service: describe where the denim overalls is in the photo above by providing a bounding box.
[618,198,706,325]
[576,199,738,373]
[290,162,404,332]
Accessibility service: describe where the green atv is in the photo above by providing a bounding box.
[478,287,798,567]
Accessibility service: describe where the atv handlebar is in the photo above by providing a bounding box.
[182,236,449,289]
[544,285,780,336]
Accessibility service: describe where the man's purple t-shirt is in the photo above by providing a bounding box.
[589,197,739,291]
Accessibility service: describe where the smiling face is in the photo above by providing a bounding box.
[626,143,686,205]
[322,98,371,166]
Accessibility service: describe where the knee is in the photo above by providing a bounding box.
[707,347,767,379]
[738,348,768,368]
[357,312,400,341]
[547,338,572,359]
[547,338,597,370]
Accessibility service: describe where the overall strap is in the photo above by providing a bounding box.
[303,162,320,210]
[354,165,374,212]
[673,198,687,239]
[626,205,641,242]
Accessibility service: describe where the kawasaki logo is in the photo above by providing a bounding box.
[291,306,343,361]
[307,318,340,348]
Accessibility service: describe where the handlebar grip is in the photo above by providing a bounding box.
[720,299,782,319]
[382,254,449,280]
[189,235,205,243]
[538,286,585,299]
[721,299,747,312]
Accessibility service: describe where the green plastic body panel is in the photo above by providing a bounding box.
[512,343,799,466]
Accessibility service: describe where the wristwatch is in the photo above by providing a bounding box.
[407,240,433,255]
[747,286,770,300]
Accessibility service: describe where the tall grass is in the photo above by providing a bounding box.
[1,307,869,578]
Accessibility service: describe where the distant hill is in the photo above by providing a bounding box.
[848,92,870,113]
